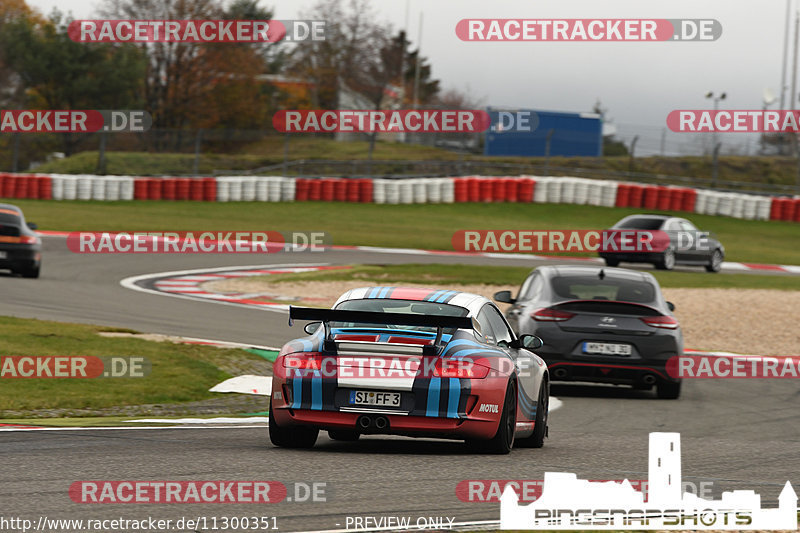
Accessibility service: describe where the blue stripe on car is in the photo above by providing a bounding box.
[426,378,441,417]
[447,378,460,418]
[311,370,322,410]
[378,286,392,298]
[427,290,445,302]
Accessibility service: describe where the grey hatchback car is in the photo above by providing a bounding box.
[599,214,725,272]
[495,265,683,399]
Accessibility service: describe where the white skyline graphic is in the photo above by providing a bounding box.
[501,432,798,530]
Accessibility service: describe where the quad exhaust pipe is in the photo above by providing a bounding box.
[356,415,390,432]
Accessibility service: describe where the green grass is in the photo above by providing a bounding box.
[0,316,256,414]
[10,199,800,265]
[239,263,800,291]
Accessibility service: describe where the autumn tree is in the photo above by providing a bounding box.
[100,0,279,139]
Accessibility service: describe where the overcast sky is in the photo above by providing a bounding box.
[25,0,791,155]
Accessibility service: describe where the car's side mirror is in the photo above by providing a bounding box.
[493,290,515,304]
[303,321,321,335]
[26,222,38,230]
[667,301,676,312]
[512,334,543,350]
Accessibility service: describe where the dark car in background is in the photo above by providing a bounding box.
[600,214,725,272]
[494,265,683,399]
[0,203,41,278]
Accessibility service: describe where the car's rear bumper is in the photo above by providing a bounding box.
[530,330,681,386]
[599,252,663,263]
[0,245,40,271]
[270,372,521,440]
[271,406,506,440]
[544,360,678,386]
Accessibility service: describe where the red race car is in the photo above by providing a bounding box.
[270,286,550,454]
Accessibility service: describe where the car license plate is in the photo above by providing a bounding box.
[349,390,401,407]
[583,342,632,356]
[0,251,6,259]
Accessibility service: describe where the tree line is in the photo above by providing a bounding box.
[0,0,450,156]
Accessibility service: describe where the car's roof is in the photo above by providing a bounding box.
[534,264,654,283]
[334,286,490,316]
[626,213,670,219]
[0,203,23,214]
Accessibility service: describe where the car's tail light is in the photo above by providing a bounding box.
[20,235,38,244]
[282,353,329,370]
[640,315,679,329]
[431,358,490,379]
[531,307,575,322]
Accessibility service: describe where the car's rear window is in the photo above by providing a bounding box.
[613,217,665,230]
[0,212,22,225]
[0,224,21,237]
[550,276,656,304]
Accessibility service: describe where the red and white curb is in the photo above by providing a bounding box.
[120,263,348,313]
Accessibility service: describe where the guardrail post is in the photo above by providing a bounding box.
[192,129,203,176]
[712,142,721,188]
[97,131,107,175]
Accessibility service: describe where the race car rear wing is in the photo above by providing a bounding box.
[288,306,476,355]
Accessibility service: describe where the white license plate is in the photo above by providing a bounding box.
[0,251,6,259]
[583,342,632,356]
[349,390,401,407]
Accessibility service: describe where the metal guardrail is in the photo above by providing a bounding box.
[213,159,798,196]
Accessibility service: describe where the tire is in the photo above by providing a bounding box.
[604,258,620,267]
[328,429,360,441]
[705,249,723,273]
[21,265,40,279]
[268,397,318,448]
[467,380,516,454]
[656,380,682,399]
[516,376,549,448]
[655,246,676,271]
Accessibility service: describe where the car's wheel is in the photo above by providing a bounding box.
[655,246,676,270]
[517,376,549,448]
[21,264,40,279]
[328,429,360,441]
[604,258,620,267]
[656,380,682,399]
[268,397,318,448]
[705,249,723,273]
[467,380,516,454]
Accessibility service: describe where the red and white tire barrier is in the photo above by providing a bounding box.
[2,172,799,223]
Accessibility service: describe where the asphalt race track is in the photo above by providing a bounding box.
[1,236,799,532]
